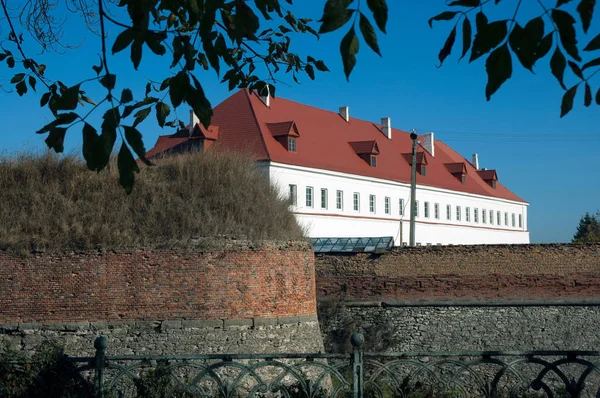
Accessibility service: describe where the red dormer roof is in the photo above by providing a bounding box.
[349,140,380,155]
[190,124,219,140]
[403,151,428,166]
[477,169,498,181]
[445,162,468,175]
[145,89,526,203]
[266,121,300,137]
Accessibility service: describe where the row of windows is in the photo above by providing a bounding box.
[290,185,524,229]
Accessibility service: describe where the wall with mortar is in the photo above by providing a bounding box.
[0,239,324,356]
[316,243,600,301]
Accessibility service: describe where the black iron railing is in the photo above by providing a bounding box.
[3,333,600,397]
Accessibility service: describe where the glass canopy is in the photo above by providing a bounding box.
[310,237,394,253]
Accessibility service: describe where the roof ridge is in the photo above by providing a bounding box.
[244,90,272,161]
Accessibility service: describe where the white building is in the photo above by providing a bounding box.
[146,89,529,246]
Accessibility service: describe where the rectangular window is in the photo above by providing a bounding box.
[497,211,501,225]
[385,196,390,214]
[456,206,461,221]
[512,213,516,227]
[414,200,419,217]
[336,190,343,210]
[466,207,470,222]
[399,199,404,216]
[424,202,430,218]
[353,192,360,211]
[321,188,328,209]
[519,214,523,228]
[482,209,487,224]
[370,155,377,167]
[369,194,376,213]
[306,187,313,208]
[474,208,479,223]
[446,205,451,220]
[504,212,508,226]
[421,165,427,176]
[434,203,440,219]
[289,184,297,206]
[288,137,296,152]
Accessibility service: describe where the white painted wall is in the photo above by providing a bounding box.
[263,162,530,246]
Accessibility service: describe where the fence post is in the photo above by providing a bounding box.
[350,332,364,398]
[93,336,108,398]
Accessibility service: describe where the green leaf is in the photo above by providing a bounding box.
[438,26,457,66]
[121,88,133,103]
[448,0,481,5]
[92,57,103,75]
[122,97,158,118]
[7,57,15,68]
[169,71,189,108]
[552,9,581,61]
[470,20,508,62]
[53,83,81,111]
[557,0,574,6]
[100,74,117,90]
[305,63,315,80]
[82,123,100,171]
[202,38,220,76]
[560,84,578,117]
[0,53,6,61]
[112,28,135,54]
[117,142,139,194]
[156,102,170,127]
[319,0,353,34]
[485,43,512,100]
[123,125,149,164]
[28,75,36,91]
[340,26,359,81]
[596,87,600,104]
[133,107,151,126]
[584,33,600,51]
[582,57,600,70]
[568,60,584,79]
[584,82,592,106]
[551,48,568,89]
[45,127,67,153]
[576,0,595,33]
[428,11,459,28]
[36,112,78,134]
[460,17,472,61]
[188,74,213,129]
[40,92,51,107]
[131,40,143,70]
[509,17,544,72]
[10,73,25,83]
[366,0,388,33]
[15,80,27,96]
[359,12,381,56]
[145,34,167,55]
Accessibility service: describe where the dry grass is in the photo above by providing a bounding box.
[0,150,305,253]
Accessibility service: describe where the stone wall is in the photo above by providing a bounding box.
[316,243,600,301]
[0,239,324,355]
[318,301,600,353]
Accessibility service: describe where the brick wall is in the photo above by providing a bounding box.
[0,240,316,324]
[316,243,600,301]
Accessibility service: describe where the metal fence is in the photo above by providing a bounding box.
[3,332,600,397]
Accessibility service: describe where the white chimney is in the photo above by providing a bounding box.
[472,153,479,170]
[339,106,349,122]
[381,117,391,139]
[258,84,271,107]
[423,132,435,156]
[189,109,199,132]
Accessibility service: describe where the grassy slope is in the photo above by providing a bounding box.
[0,150,304,253]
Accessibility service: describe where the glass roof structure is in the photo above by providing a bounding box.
[310,237,394,253]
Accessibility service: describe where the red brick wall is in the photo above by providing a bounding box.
[316,243,600,301]
[0,241,316,323]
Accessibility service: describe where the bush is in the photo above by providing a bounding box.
[0,150,305,253]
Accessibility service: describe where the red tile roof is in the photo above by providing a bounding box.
[146,89,526,203]
[266,121,300,137]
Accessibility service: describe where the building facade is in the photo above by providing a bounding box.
[146,89,529,246]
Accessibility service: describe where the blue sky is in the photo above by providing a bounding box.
[0,1,598,243]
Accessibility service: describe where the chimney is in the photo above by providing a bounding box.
[339,106,349,122]
[423,132,435,156]
[472,153,479,170]
[258,84,271,107]
[189,109,199,132]
[381,117,392,139]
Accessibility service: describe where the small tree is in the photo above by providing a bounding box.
[573,211,600,242]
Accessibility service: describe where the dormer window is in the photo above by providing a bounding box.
[421,165,426,176]
[492,180,496,189]
[477,169,499,189]
[402,151,428,175]
[444,162,468,184]
[266,121,300,152]
[288,137,296,152]
[349,140,380,167]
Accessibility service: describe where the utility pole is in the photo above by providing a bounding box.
[409,130,418,247]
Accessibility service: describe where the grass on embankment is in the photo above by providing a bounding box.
[0,150,304,253]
